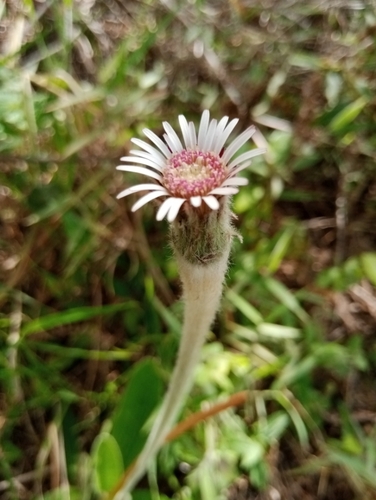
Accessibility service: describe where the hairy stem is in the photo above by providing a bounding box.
[114,200,233,499]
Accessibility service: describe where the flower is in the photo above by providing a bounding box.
[116,110,265,222]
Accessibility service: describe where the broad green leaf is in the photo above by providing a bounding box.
[111,359,163,470]
[92,432,124,493]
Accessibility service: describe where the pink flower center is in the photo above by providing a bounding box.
[163,150,226,198]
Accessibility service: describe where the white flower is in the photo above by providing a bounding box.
[116,110,265,222]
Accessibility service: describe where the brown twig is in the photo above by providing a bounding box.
[165,390,248,442]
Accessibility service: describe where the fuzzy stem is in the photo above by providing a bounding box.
[115,200,233,499]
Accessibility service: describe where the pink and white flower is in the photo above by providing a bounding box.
[117,110,265,222]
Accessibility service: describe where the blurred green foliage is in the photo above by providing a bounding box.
[1,1,376,499]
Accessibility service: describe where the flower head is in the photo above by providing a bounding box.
[117,110,265,222]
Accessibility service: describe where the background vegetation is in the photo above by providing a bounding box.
[1,0,376,499]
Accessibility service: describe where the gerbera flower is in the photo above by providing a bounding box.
[116,110,265,222]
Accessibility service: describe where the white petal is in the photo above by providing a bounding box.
[163,133,179,154]
[197,110,210,149]
[223,177,249,186]
[202,195,220,210]
[213,118,238,154]
[143,128,172,158]
[156,197,180,221]
[131,190,167,212]
[163,121,183,152]
[211,116,228,153]
[189,122,197,149]
[178,115,192,149]
[209,187,239,195]
[167,198,186,222]
[131,137,166,162]
[222,125,256,163]
[229,161,252,176]
[129,150,165,170]
[203,119,217,151]
[119,156,162,172]
[116,183,167,199]
[227,148,266,170]
[116,165,162,181]
[190,196,202,207]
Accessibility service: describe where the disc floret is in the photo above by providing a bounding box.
[163,150,226,198]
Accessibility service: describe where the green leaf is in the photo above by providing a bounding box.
[153,296,181,336]
[226,289,263,325]
[33,488,81,500]
[21,302,135,337]
[329,96,367,133]
[325,72,343,107]
[61,130,105,159]
[29,341,136,361]
[233,186,265,214]
[259,411,289,442]
[272,391,309,446]
[273,356,317,389]
[289,52,322,70]
[263,276,309,323]
[62,210,89,262]
[132,491,169,500]
[360,252,376,287]
[239,437,265,469]
[62,407,80,482]
[132,491,153,500]
[111,359,163,470]
[327,448,376,487]
[257,323,301,339]
[92,432,124,493]
[267,130,292,166]
[267,225,295,273]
